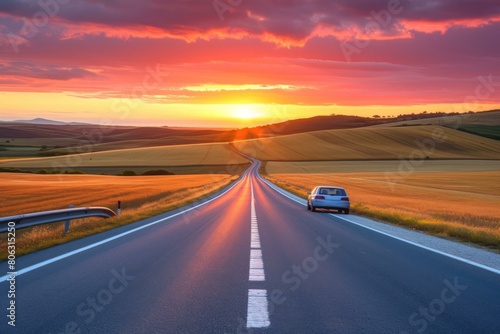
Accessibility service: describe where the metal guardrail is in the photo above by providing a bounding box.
[0,207,117,233]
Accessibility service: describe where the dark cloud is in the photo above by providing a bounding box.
[403,0,500,22]
[1,0,499,44]
[0,61,100,80]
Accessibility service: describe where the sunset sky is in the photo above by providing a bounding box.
[1,0,500,128]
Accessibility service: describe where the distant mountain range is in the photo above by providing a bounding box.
[1,118,91,126]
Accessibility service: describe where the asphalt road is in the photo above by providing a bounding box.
[1,161,499,333]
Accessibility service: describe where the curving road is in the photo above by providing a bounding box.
[1,161,499,333]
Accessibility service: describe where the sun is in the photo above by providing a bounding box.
[234,105,262,120]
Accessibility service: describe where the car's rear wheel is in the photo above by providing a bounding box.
[345,209,350,214]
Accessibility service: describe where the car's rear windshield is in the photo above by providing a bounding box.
[318,188,346,196]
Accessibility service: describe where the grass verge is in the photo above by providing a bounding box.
[350,204,500,250]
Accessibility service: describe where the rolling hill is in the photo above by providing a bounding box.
[372,109,500,127]
[232,125,500,161]
[0,142,250,175]
[236,110,500,138]
[2,110,499,156]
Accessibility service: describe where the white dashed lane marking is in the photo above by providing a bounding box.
[246,181,270,328]
[247,289,271,328]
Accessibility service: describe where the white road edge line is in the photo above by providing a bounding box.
[0,168,252,283]
[257,172,500,276]
[332,214,500,276]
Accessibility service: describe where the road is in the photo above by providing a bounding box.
[1,161,499,333]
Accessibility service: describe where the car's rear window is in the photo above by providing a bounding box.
[318,188,346,196]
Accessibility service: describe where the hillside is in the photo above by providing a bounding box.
[0,142,250,174]
[232,125,500,161]
[0,115,386,151]
[235,110,500,138]
[373,110,500,127]
[234,114,389,138]
[0,123,233,144]
[0,124,243,158]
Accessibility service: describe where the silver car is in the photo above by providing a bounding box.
[307,186,350,214]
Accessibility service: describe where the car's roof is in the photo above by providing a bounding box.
[315,185,345,189]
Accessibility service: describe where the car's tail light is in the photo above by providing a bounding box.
[315,195,325,200]
[341,197,349,201]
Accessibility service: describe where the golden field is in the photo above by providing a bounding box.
[233,125,500,161]
[264,166,500,250]
[0,142,249,169]
[0,173,236,258]
[265,160,500,174]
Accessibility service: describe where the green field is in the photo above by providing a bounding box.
[455,125,500,141]
[0,144,52,158]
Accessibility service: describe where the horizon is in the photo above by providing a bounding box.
[3,109,494,131]
[1,1,500,128]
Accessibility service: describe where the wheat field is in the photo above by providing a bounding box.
[265,160,500,174]
[265,170,500,249]
[0,172,236,258]
[233,125,500,161]
[0,142,249,169]
[0,173,233,216]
